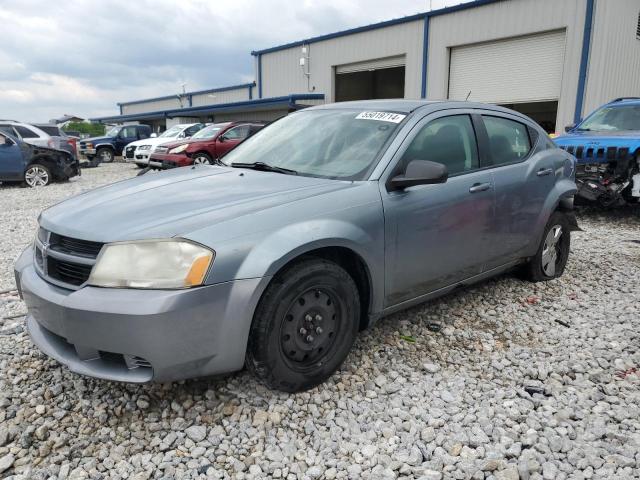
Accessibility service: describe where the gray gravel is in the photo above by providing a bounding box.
[1,164,639,479]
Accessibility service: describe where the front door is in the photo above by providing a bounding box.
[0,134,24,180]
[115,126,139,155]
[381,112,496,307]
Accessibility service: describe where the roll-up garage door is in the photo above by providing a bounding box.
[336,55,405,74]
[448,30,566,104]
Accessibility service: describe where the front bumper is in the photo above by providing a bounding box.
[149,153,191,169]
[79,148,96,157]
[129,150,152,165]
[15,246,268,383]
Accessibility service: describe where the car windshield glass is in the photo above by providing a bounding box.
[159,126,183,138]
[221,109,405,180]
[106,127,120,137]
[579,105,640,131]
[192,125,223,139]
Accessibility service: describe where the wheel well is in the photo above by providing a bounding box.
[274,247,372,331]
[28,157,56,176]
[193,151,212,158]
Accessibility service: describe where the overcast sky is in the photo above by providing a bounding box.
[0,0,470,122]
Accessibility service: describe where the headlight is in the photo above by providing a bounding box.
[168,144,189,154]
[88,240,214,289]
[85,142,93,148]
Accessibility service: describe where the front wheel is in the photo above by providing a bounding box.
[246,258,360,392]
[192,153,212,165]
[523,211,570,282]
[96,147,114,163]
[24,164,51,187]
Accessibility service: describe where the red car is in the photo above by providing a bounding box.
[149,121,266,168]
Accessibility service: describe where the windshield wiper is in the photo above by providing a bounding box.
[230,162,298,175]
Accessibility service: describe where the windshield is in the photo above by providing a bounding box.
[106,127,120,137]
[192,125,223,139]
[159,126,183,138]
[221,109,405,180]
[578,105,640,132]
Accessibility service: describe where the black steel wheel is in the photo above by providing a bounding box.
[246,258,360,392]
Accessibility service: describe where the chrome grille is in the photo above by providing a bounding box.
[34,228,103,290]
[125,146,136,158]
[558,145,631,162]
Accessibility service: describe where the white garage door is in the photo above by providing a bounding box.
[336,55,405,74]
[448,30,566,104]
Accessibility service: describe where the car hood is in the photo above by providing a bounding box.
[80,135,113,144]
[39,166,354,242]
[555,130,640,145]
[128,137,179,148]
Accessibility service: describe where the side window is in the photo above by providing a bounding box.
[223,125,250,140]
[138,128,150,139]
[185,125,202,136]
[482,116,531,166]
[14,126,40,139]
[401,115,479,176]
[0,126,16,137]
[121,126,137,138]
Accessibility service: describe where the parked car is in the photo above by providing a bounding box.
[33,124,78,159]
[0,131,79,187]
[15,100,578,392]
[148,122,265,168]
[0,120,56,149]
[554,97,640,206]
[78,124,152,163]
[124,123,206,168]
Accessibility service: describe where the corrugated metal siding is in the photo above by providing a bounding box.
[428,0,586,130]
[214,109,289,122]
[448,30,566,104]
[259,19,424,101]
[582,0,640,117]
[121,98,182,115]
[191,87,250,107]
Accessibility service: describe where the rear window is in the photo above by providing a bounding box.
[37,126,64,136]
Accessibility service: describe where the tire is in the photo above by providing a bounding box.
[24,163,51,187]
[96,147,114,163]
[523,211,570,282]
[192,153,212,165]
[246,258,360,392]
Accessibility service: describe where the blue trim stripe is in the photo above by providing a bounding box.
[251,0,503,56]
[421,14,429,99]
[574,0,595,124]
[91,94,324,123]
[258,54,263,99]
[117,82,256,107]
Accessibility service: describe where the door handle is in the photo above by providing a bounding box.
[469,182,491,193]
[537,168,554,177]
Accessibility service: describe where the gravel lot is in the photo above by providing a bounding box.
[0,164,639,480]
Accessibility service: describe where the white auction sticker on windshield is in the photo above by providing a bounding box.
[355,111,406,123]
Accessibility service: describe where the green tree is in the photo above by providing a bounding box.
[63,122,105,137]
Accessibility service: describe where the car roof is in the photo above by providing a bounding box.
[309,99,536,122]
[605,98,640,107]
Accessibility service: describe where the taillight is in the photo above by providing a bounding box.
[47,138,54,148]
[67,138,77,156]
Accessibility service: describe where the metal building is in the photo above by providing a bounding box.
[93,0,640,134]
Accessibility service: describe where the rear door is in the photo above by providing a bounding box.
[476,113,554,267]
[216,124,251,158]
[0,134,25,180]
[381,110,496,306]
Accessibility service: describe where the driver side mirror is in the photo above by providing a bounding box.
[218,135,226,142]
[564,123,577,133]
[150,133,158,138]
[389,160,448,191]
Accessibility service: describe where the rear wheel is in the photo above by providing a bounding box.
[523,211,570,282]
[246,258,360,392]
[192,153,212,165]
[96,147,114,163]
[24,164,51,187]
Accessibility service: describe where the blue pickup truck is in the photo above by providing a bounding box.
[78,124,152,164]
[554,98,640,207]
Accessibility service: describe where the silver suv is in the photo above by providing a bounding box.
[15,100,578,392]
[0,120,54,149]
